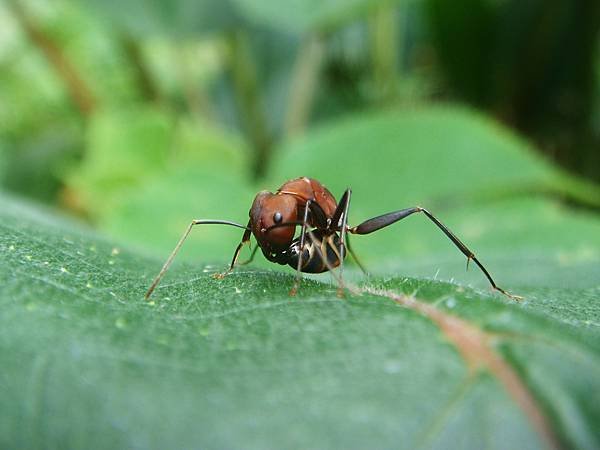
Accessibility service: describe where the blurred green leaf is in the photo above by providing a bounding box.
[67,107,173,217]
[103,167,255,257]
[67,108,251,255]
[78,0,241,37]
[266,106,600,286]
[2,127,82,202]
[83,0,403,36]
[1,192,599,449]
[95,106,599,293]
[233,0,400,33]
[270,105,596,206]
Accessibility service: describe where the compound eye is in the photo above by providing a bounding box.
[273,212,283,224]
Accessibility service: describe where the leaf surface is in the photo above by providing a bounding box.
[1,192,599,450]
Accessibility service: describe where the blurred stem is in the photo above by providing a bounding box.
[120,34,161,105]
[226,30,272,180]
[284,33,326,138]
[369,2,399,103]
[8,0,97,117]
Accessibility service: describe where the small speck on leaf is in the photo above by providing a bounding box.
[383,359,402,374]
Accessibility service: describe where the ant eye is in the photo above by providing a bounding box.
[273,212,283,223]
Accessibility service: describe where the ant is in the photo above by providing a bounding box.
[145,177,519,300]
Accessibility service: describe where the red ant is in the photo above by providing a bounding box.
[145,177,519,300]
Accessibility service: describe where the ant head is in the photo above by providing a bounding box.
[250,191,298,253]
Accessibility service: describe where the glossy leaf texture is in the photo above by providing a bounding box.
[1,186,599,449]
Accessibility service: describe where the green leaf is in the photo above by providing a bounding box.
[94,106,600,291]
[266,106,600,287]
[1,191,599,449]
[66,109,248,223]
[232,0,398,33]
[67,107,173,218]
[82,0,404,36]
[78,0,241,37]
[270,106,597,207]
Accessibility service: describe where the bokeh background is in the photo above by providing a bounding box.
[2,0,600,288]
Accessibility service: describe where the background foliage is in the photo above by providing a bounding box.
[1,0,599,449]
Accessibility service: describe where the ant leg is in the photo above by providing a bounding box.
[290,199,312,296]
[346,235,369,275]
[332,192,369,276]
[308,201,329,229]
[349,208,521,300]
[145,220,250,300]
[335,189,352,296]
[306,230,361,296]
[330,188,351,230]
[213,225,252,279]
[238,244,258,266]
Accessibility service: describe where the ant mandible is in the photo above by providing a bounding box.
[145,177,519,300]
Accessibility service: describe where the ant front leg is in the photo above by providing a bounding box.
[145,219,250,300]
[213,223,252,280]
[331,190,368,275]
[237,245,259,266]
[330,188,352,296]
[349,207,521,300]
[290,200,312,296]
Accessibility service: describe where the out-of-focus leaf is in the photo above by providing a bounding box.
[2,127,82,202]
[74,111,252,256]
[98,106,600,293]
[66,107,249,221]
[103,167,255,258]
[265,105,600,288]
[67,107,173,217]
[78,0,241,37]
[232,0,400,33]
[425,0,600,183]
[270,106,596,208]
[1,192,599,449]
